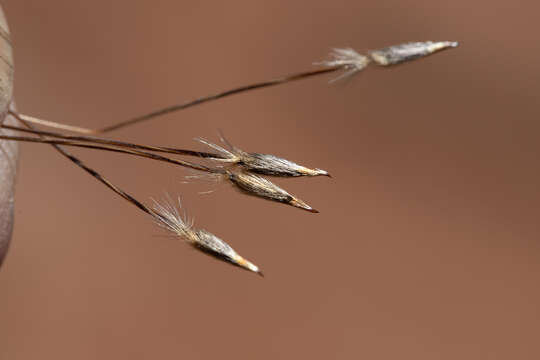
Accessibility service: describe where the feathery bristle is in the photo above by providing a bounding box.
[195,137,239,162]
[317,48,370,82]
[151,197,197,242]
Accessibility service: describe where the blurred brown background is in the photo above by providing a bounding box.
[1,1,539,359]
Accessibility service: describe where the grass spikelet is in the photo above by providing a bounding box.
[197,136,330,177]
[151,197,263,276]
[369,41,459,66]
[227,170,318,213]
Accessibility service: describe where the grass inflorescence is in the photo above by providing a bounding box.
[2,40,458,275]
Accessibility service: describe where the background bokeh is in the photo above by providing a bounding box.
[1,1,539,359]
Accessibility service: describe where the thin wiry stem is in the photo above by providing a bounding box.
[1,131,320,213]
[2,125,320,213]
[14,112,95,134]
[97,67,339,133]
[12,112,156,217]
[12,67,340,135]
[7,112,320,212]
[2,120,331,178]
[0,131,220,174]
[2,120,224,159]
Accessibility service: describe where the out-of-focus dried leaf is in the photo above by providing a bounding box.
[0,6,17,269]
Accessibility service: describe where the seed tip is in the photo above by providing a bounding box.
[316,168,332,178]
[314,168,331,177]
[289,197,318,213]
[234,254,263,275]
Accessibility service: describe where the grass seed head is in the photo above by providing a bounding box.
[195,229,262,276]
[197,137,330,177]
[369,41,459,66]
[227,171,318,213]
[240,152,330,177]
[151,197,262,275]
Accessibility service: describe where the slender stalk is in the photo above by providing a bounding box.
[14,112,95,134]
[0,133,220,174]
[13,67,340,135]
[97,67,339,133]
[12,113,157,217]
[2,120,223,159]
[3,119,331,179]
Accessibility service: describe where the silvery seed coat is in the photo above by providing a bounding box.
[227,171,318,213]
[369,41,458,66]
